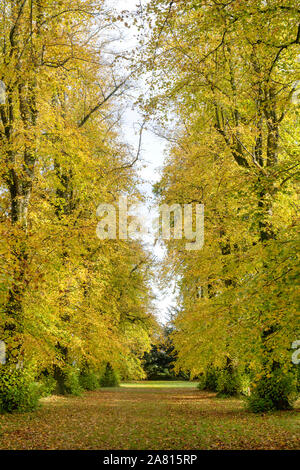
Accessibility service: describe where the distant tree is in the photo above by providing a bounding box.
[143,323,188,380]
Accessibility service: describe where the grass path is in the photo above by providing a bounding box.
[0,382,299,450]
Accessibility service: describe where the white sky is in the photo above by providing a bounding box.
[105,0,177,324]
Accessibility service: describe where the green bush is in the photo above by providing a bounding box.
[64,366,83,396]
[197,366,219,392]
[197,374,206,390]
[247,396,275,413]
[216,368,240,397]
[79,370,99,391]
[247,369,296,412]
[205,367,219,392]
[39,374,57,397]
[0,367,41,413]
[197,365,241,396]
[100,363,119,387]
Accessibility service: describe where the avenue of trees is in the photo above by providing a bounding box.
[0,0,299,414]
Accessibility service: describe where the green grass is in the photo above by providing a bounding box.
[121,381,197,388]
[0,382,299,450]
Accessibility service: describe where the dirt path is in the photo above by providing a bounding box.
[0,386,299,449]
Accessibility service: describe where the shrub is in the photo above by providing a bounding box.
[197,365,241,396]
[197,374,206,390]
[63,366,83,396]
[197,366,219,392]
[0,367,41,413]
[247,369,296,412]
[247,396,275,413]
[216,368,240,397]
[79,370,99,391]
[100,363,119,387]
[39,373,57,397]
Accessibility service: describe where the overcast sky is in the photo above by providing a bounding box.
[105,0,177,324]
